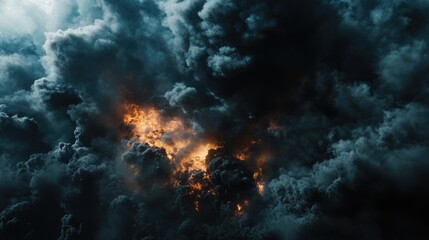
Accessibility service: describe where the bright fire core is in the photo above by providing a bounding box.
[123,104,217,171]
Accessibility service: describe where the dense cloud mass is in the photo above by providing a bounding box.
[1,0,429,239]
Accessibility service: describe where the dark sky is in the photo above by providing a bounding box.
[1,0,429,239]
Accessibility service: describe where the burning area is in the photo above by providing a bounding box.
[121,103,264,216]
[1,0,429,239]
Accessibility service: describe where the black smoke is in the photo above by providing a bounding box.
[1,0,429,239]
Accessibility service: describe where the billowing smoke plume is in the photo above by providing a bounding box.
[1,0,429,239]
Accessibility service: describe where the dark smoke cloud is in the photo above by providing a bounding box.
[1,0,429,239]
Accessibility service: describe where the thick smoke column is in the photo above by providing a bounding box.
[1,0,429,239]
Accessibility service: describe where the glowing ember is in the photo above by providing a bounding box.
[235,200,249,216]
[235,151,247,161]
[123,104,191,159]
[234,138,269,195]
[253,152,269,195]
[123,103,216,171]
[176,172,214,212]
[256,181,264,194]
[180,143,217,171]
[234,139,261,161]
[122,103,268,216]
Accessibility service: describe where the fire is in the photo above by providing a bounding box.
[253,170,265,194]
[123,103,216,171]
[175,172,215,212]
[191,181,203,212]
[235,200,249,216]
[256,181,264,194]
[180,143,217,171]
[234,138,268,195]
[123,104,192,159]
[122,103,269,215]
[253,152,269,195]
[234,139,261,161]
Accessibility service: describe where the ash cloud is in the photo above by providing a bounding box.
[1,0,429,239]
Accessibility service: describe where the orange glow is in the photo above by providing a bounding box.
[235,151,248,161]
[253,170,264,194]
[235,200,249,216]
[123,104,192,159]
[180,143,217,171]
[234,138,261,161]
[256,181,264,194]
[253,152,269,195]
[191,181,203,212]
[233,137,269,195]
[122,103,269,215]
[123,103,217,171]
[185,172,213,212]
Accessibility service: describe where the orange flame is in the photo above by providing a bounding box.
[123,103,217,172]
[253,152,269,195]
[122,103,268,215]
[235,200,249,216]
[233,138,268,195]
